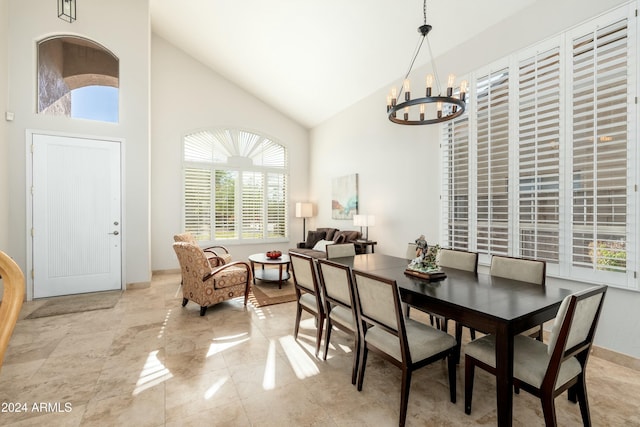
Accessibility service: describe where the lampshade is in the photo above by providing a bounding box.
[353,215,375,227]
[295,202,313,218]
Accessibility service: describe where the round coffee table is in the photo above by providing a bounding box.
[248,253,291,289]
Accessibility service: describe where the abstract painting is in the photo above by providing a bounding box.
[332,173,358,220]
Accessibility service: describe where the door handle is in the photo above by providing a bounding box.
[109,231,119,235]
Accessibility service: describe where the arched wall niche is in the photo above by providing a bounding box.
[37,35,119,122]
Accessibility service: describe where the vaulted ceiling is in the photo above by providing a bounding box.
[150,0,536,128]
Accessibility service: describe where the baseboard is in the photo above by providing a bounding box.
[126,281,151,289]
[591,345,640,371]
[152,268,180,275]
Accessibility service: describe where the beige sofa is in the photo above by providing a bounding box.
[290,227,361,259]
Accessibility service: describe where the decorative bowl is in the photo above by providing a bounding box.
[266,250,282,259]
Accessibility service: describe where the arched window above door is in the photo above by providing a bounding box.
[37,36,119,123]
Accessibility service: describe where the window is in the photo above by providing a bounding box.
[183,129,288,243]
[38,36,119,123]
[441,3,637,290]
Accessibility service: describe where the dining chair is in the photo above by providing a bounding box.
[490,255,547,341]
[430,249,480,342]
[326,243,356,259]
[405,243,418,260]
[352,270,458,427]
[289,252,325,357]
[316,259,360,384]
[464,285,607,427]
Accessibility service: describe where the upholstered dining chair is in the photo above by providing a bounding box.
[289,252,325,357]
[326,243,356,259]
[352,270,458,427]
[172,242,251,316]
[437,249,479,340]
[316,258,359,384]
[173,232,232,267]
[464,285,607,427]
[490,255,547,340]
[405,243,418,260]
[0,251,25,372]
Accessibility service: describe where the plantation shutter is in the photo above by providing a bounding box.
[267,173,287,238]
[442,113,470,250]
[571,18,629,274]
[476,68,510,256]
[518,47,561,263]
[241,172,264,239]
[214,170,237,240]
[184,168,212,240]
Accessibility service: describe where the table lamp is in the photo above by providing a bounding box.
[295,202,314,241]
[353,214,375,240]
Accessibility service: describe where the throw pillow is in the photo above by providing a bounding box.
[312,239,334,252]
[305,230,326,249]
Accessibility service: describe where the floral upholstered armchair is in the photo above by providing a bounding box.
[172,242,251,316]
[173,232,232,267]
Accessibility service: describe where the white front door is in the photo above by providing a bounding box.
[32,134,122,298]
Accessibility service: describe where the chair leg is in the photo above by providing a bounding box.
[464,355,475,415]
[455,322,463,364]
[357,346,368,391]
[541,392,558,427]
[351,333,360,386]
[294,303,302,339]
[575,374,592,427]
[181,297,188,307]
[199,306,207,316]
[314,314,325,358]
[470,328,476,340]
[323,320,333,360]
[398,368,412,427]
[448,353,457,403]
[568,384,578,403]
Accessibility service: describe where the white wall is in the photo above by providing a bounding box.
[4,0,151,289]
[150,35,309,270]
[0,0,8,252]
[311,0,640,359]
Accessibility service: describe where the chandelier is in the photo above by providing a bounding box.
[386,0,467,125]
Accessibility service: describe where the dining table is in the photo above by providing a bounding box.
[331,253,572,427]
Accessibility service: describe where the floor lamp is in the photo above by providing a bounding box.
[295,202,313,241]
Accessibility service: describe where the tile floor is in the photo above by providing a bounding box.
[1,272,639,426]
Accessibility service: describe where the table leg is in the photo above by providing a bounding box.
[371,244,375,254]
[495,326,514,427]
[278,264,283,289]
[251,262,256,285]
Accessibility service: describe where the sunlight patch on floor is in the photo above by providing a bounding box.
[207,333,250,357]
[279,334,320,379]
[133,350,173,395]
[204,377,229,400]
[262,339,277,390]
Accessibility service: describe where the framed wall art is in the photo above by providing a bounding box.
[331,173,358,220]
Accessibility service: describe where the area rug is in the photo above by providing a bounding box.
[248,280,297,307]
[25,290,122,319]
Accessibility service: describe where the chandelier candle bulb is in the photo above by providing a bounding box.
[391,87,397,106]
[420,104,425,121]
[404,107,409,120]
[460,80,468,101]
[425,74,433,97]
[404,80,411,101]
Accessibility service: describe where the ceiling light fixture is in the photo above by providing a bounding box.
[58,0,76,23]
[386,0,466,125]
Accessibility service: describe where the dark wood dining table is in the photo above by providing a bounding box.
[331,253,572,427]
